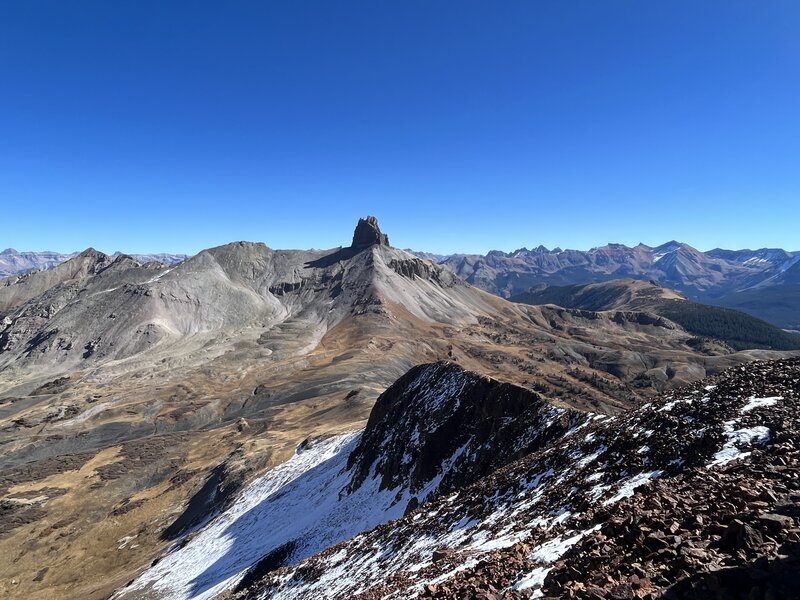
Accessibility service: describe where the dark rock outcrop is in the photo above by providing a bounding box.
[351,216,390,248]
[388,257,448,284]
[345,361,584,509]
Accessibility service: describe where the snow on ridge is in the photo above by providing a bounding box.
[117,360,564,600]
[708,393,782,468]
[741,395,782,412]
[709,423,770,467]
[513,525,601,592]
[115,433,405,600]
[403,362,470,413]
[256,424,671,600]
[119,429,495,600]
[345,361,583,510]
[602,470,663,506]
[145,266,175,284]
[657,396,693,412]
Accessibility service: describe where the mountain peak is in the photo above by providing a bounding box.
[653,240,685,253]
[351,216,390,248]
[77,247,105,258]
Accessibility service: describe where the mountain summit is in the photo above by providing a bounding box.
[351,215,390,248]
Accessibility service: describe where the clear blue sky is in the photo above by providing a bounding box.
[1,1,798,255]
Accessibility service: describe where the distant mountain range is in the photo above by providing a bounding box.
[5,239,799,331]
[410,241,800,331]
[0,247,187,277]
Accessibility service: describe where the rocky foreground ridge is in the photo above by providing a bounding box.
[225,358,799,600]
[232,359,798,600]
[116,358,799,600]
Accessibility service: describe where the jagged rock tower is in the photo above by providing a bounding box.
[351,216,390,248]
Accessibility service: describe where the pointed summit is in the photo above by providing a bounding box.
[351,216,390,248]
[78,247,106,259]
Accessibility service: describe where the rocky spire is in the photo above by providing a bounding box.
[351,216,390,248]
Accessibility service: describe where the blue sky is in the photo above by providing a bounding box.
[1,1,798,255]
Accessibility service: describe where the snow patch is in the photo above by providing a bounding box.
[513,525,601,593]
[603,470,662,506]
[741,396,782,413]
[709,423,770,467]
[658,397,692,412]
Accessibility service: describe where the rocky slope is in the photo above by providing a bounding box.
[217,357,799,600]
[510,279,684,312]
[0,222,481,375]
[425,242,800,329]
[344,362,581,507]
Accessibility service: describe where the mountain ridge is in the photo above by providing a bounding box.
[234,358,799,600]
[509,279,800,352]
[1,218,797,600]
[408,241,800,330]
[0,247,188,278]
[6,239,798,328]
